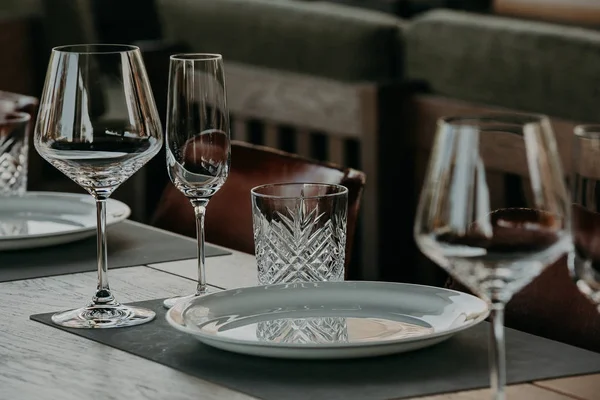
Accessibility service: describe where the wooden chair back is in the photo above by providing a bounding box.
[220,63,406,281]
[407,93,600,353]
[151,140,366,279]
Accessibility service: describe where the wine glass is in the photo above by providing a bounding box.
[34,44,163,328]
[162,54,231,309]
[569,125,600,309]
[414,114,571,399]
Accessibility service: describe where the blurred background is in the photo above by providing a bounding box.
[1,0,599,283]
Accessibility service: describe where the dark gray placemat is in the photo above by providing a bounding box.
[0,221,230,282]
[30,298,600,400]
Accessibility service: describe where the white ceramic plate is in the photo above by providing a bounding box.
[166,281,489,359]
[0,191,130,251]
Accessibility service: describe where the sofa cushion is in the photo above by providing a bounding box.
[405,9,600,122]
[155,0,406,82]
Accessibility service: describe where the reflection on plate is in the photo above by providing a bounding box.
[256,316,350,344]
[0,191,130,250]
[166,281,490,359]
[252,316,434,345]
[0,219,27,236]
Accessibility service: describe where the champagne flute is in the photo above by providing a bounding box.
[569,125,600,308]
[414,114,571,399]
[162,54,231,309]
[34,44,163,328]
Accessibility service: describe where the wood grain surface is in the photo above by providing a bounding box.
[0,266,255,400]
[3,243,598,400]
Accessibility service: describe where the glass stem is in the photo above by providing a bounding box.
[93,199,115,305]
[192,200,209,296]
[489,302,506,400]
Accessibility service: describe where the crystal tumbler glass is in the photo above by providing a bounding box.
[0,112,30,196]
[251,182,348,285]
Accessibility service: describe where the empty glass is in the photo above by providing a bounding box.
[162,54,231,309]
[414,114,571,400]
[0,112,30,196]
[251,182,348,285]
[34,44,163,328]
[570,125,600,308]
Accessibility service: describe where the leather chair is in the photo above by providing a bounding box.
[151,140,366,279]
[447,207,600,354]
[415,112,600,353]
[447,258,600,353]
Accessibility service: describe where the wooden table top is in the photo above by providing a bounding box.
[2,243,598,400]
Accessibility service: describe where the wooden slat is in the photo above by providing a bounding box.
[412,94,579,177]
[222,63,382,280]
[225,62,362,138]
[423,128,529,176]
[263,122,279,148]
[534,374,600,400]
[357,86,380,280]
[294,128,312,158]
[232,117,249,142]
[327,136,346,166]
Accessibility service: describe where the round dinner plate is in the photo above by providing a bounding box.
[0,191,131,251]
[166,281,490,359]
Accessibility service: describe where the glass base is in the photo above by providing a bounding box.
[163,293,205,309]
[51,303,156,329]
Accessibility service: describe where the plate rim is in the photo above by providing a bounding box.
[166,281,490,350]
[0,191,131,241]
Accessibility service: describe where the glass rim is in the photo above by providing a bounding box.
[170,53,223,62]
[439,112,550,129]
[0,111,30,125]
[574,124,600,139]
[52,44,140,55]
[251,182,348,200]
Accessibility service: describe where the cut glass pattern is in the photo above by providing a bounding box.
[254,201,346,285]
